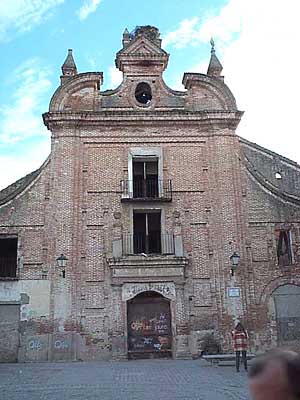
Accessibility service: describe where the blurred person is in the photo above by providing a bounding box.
[231,322,249,372]
[248,349,300,400]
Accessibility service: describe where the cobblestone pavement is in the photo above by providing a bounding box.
[0,359,250,400]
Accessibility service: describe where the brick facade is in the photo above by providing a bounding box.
[1,26,300,362]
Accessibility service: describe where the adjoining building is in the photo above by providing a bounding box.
[1,26,300,362]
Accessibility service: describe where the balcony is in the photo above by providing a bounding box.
[122,233,175,256]
[109,233,187,285]
[120,179,172,202]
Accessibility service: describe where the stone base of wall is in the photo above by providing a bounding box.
[14,331,197,362]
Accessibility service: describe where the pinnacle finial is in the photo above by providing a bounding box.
[61,49,77,76]
[210,37,215,52]
[207,38,223,78]
[122,27,131,47]
[60,48,77,85]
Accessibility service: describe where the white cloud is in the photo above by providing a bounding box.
[0,139,50,190]
[163,0,242,49]
[165,0,300,163]
[163,17,200,49]
[0,58,52,144]
[0,0,64,41]
[77,0,102,21]
[107,66,123,88]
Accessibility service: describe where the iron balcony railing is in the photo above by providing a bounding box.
[122,233,175,256]
[120,179,172,201]
[0,256,18,278]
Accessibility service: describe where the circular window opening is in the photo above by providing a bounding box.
[135,82,152,105]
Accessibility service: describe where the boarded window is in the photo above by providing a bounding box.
[0,238,18,278]
[250,226,269,262]
[276,229,292,266]
[193,281,212,307]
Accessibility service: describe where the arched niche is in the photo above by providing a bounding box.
[270,284,300,349]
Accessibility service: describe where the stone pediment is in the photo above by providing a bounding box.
[116,35,169,72]
[119,35,168,57]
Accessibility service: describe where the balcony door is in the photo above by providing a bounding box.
[133,210,161,254]
[133,158,158,198]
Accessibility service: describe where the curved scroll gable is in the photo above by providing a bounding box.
[49,72,103,112]
[0,156,50,207]
[183,73,237,111]
[244,153,300,206]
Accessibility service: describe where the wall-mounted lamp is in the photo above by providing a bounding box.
[56,254,68,278]
[230,252,240,276]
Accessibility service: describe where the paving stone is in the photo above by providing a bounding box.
[0,359,250,400]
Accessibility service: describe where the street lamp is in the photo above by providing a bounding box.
[230,252,240,276]
[56,254,68,278]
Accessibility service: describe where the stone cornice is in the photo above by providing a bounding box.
[43,110,243,130]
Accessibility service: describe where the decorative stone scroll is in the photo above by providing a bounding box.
[122,282,176,302]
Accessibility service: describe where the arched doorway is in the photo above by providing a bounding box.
[272,284,300,350]
[127,291,172,359]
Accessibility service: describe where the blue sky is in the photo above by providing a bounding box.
[0,0,299,189]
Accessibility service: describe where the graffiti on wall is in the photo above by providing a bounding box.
[128,299,172,353]
[130,312,169,335]
[28,338,43,350]
[54,339,69,350]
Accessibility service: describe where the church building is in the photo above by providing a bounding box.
[0,26,300,362]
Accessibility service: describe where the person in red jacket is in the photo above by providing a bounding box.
[232,322,249,372]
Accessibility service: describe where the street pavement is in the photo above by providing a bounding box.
[0,359,250,400]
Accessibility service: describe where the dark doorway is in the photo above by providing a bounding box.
[127,291,172,359]
[133,158,159,199]
[0,304,20,362]
[272,284,300,351]
[133,210,161,254]
[0,238,18,278]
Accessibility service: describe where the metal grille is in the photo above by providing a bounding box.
[122,233,174,255]
[121,179,172,201]
[0,256,17,278]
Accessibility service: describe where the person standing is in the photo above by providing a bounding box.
[231,322,248,372]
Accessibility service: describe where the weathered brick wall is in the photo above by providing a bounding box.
[241,165,300,351]
[1,26,300,361]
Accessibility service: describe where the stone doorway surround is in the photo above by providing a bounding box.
[109,282,190,359]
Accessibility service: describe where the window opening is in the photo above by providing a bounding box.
[133,210,161,254]
[135,82,152,105]
[133,158,158,198]
[0,238,18,278]
[276,229,292,266]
